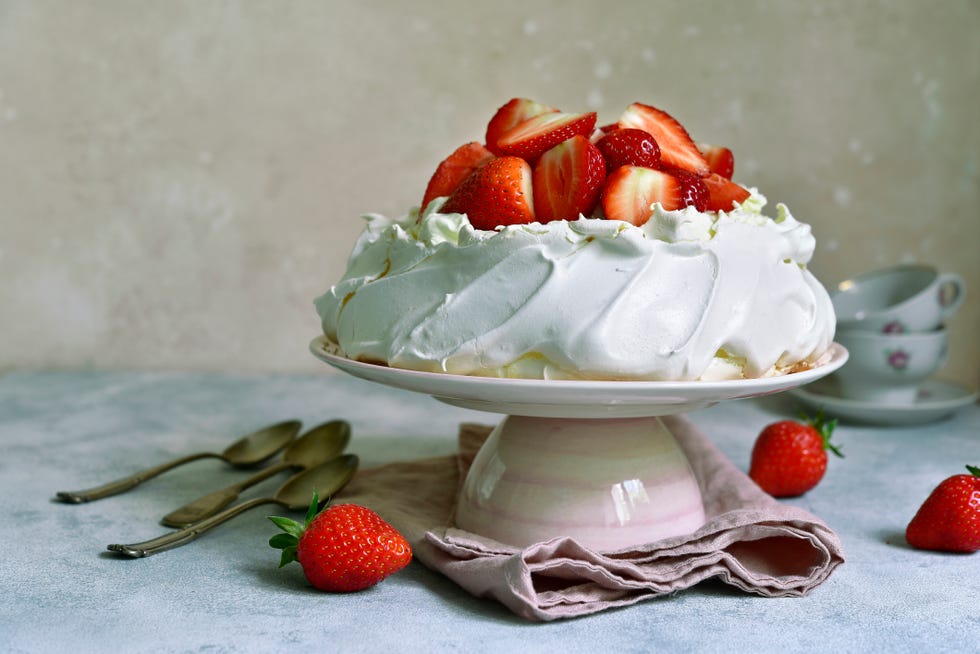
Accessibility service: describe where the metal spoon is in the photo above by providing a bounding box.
[159,419,351,527]
[54,420,302,504]
[107,454,359,558]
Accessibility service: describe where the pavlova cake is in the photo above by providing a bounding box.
[315,98,835,381]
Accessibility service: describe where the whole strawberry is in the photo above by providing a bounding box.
[749,411,843,497]
[269,492,412,592]
[441,156,535,230]
[905,465,980,553]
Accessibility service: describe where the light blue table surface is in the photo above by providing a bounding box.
[1,370,977,653]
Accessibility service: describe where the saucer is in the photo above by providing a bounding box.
[788,376,977,426]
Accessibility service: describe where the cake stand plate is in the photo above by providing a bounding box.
[310,336,848,550]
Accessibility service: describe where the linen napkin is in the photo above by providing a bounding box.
[338,415,844,621]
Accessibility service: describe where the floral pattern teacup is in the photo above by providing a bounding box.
[831,264,965,334]
[834,327,949,404]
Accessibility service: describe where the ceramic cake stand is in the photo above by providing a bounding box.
[311,336,848,551]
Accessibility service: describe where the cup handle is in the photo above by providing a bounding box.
[937,273,965,320]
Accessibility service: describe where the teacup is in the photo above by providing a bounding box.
[830,264,965,333]
[833,327,949,404]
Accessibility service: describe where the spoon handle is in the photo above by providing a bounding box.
[107,496,276,558]
[54,452,220,503]
[159,461,292,527]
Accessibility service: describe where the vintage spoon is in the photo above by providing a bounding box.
[159,419,351,527]
[107,454,359,558]
[55,420,302,504]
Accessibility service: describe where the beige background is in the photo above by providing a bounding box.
[1,1,977,390]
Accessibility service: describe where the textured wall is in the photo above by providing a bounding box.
[1,1,977,389]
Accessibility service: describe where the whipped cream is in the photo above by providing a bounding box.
[315,192,836,380]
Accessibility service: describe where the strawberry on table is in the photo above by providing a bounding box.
[601,165,708,225]
[270,492,412,592]
[595,128,662,173]
[532,135,607,223]
[421,141,495,211]
[485,98,559,156]
[496,111,598,163]
[698,143,735,180]
[748,411,843,498]
[703,173,752,212]
[617,103,709,176]
[905,465,980,553]
[441,156,535,230]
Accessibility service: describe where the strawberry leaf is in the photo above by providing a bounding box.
[278,546,298,568]
[268,533,298,549]
[967,465,980,477]
[268,521,302,568]
[305,490,320,525]
[798,408,844,459]
[268,515,305,539]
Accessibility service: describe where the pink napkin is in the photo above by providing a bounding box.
[339,415,844,621]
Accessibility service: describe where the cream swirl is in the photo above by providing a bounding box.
[315,192,835,380]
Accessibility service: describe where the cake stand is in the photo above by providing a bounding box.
[310,336,848,551]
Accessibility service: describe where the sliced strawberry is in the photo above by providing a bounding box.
[698,143,735,180]
[441,156,535,230]
[617,103,709,176]
[601,166,707,226]
[703,173,751,212]
[421,142,495,210]
[595,128,661,173]
[485,98,559,156]
[497,111,598,163]
[532,135,607,223]
[597,122,621,135]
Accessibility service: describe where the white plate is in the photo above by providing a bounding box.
[310,336,848,418]
[789,376,977,426]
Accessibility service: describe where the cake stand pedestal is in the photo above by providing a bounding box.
[311,337,847,551]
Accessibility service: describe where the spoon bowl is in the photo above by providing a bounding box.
[274,454,359,509]
[280,420,351,468]
[159,420,351,527]
[221,420,304,467]
[55,420,302,504]
[108,454,360,558]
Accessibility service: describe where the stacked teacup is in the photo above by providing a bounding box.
[829,264,966,404]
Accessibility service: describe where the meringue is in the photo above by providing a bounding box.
[315,192,835,381]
